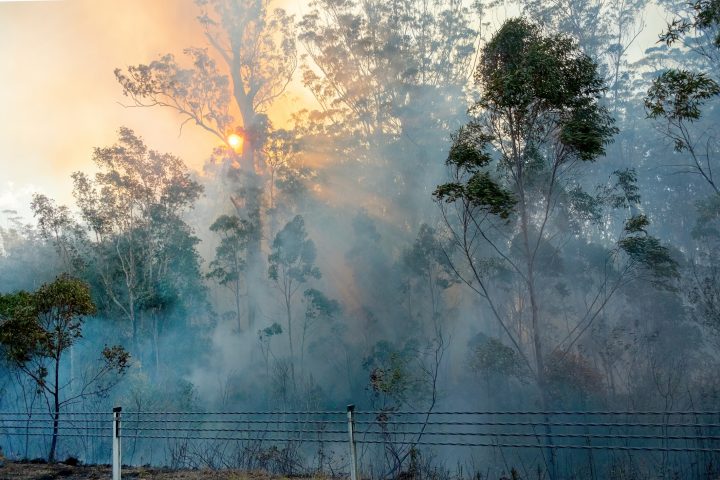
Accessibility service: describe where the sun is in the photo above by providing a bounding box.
[227,133,243,150]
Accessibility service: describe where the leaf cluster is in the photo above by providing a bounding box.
[115,49,233,135]
[268,215,321,284]
[0,275,130,396]
[618,215,679,285]
[660,0,720,49]
[433,128,515,219]
[468,334,525,379]
[646,69,720,125]
[207,214,257,286]
[477,18,616,162]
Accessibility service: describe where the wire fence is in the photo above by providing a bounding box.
[3,410,720,447]
[2,409,720,477]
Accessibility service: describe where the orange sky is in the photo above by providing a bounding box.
[0,0,667,222]
[0,0,306,220]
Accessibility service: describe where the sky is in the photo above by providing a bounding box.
[0,0,308,221]
[0,0,668,222]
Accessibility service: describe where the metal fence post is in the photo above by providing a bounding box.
[112,406,122,480]
[347,404,359,480]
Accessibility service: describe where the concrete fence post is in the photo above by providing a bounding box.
[347,404,358,480]
[112,406,122,480]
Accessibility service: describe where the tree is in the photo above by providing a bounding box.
[267,215,321,389]
[433,18,675,476]
[0,211,61,293]
[263,128,312,234]
[33,128,205,370]
[646,69,720,194]
[115,0,296,171]
[30,195,85,274]
[299,0,477,142]
[207,214,254,331]
[517,0,647,114]
[399,224,458,332]
[0,275,130,462]
[660,0,720,57]
[115,0,297,329]
[300,288,339,377]
[647,1,720,354]
[647,0,720,195]
[298,0,480,222]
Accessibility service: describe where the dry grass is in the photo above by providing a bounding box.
[0,460,316,479]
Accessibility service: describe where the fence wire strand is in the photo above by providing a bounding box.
[3,410,720,454]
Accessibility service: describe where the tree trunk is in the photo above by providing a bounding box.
[235,279,243,332]
[231,171,262,331]
[153,315,160,378]
[518,176,557,479]
[48,356,60,462]
[285,294,296,390]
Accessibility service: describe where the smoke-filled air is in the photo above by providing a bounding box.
[1,0,719,479]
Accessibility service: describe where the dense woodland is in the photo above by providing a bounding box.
[1,0,719,478]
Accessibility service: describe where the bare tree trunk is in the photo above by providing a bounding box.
[235,279,243,332]
[231,171,262,331]
[48,356,60,462]
[285,294,296,390]
[518,176,557,479]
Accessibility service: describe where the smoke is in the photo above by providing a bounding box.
[1,0,720,477]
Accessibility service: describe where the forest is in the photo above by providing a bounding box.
[0,0,719,478]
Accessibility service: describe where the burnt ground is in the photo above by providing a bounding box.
[0,461,297,479]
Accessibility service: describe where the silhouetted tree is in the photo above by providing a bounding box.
[268,215,320,389]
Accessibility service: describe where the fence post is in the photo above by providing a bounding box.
[347,404,359,480]
[112,406,122,480]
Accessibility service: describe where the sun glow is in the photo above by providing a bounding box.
[227,133,243,151]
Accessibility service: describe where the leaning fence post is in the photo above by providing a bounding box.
[347,404,359,480]
[112,406,122,480]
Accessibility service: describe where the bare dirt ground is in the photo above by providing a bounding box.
[0,461,291,479]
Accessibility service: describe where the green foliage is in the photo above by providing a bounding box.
[646,69,720,126]
[207,214,254,286]
[34,274,96,357]
[603,169,642,209]
[660,0,720,48]
[0,275,129,407]
[434,171,515,220]
[401,224,458,290]
[567,187,603,223]
[1,275,98,368]
[445,126,494,173]
[303,288,340,321]
[648,3,720,197]
[468,334,525,379]
[261,322,283,337]
[30,195,85,272]
[464,173,516,220]
[619,216,679,284]
[268,215,321,284]
[476,17,616,162]
[623,214,650,234]
[0,290,42,364]
[363,340,426,408]
[66,127,206,338]
[101,344,131,374]
[436,18,615,226]
[264,129,313,210]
